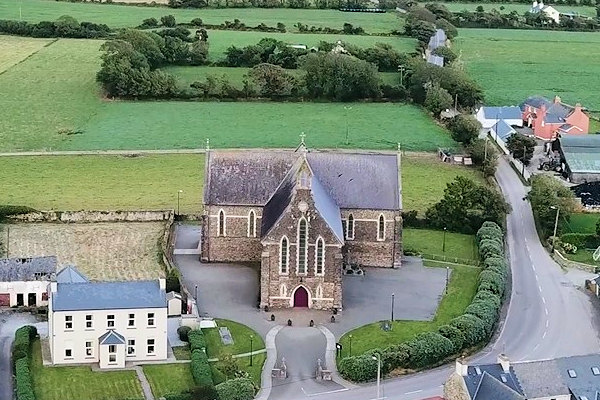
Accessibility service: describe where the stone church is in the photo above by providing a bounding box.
[201,146,402,310]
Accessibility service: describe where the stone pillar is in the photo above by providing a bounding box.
[200,212,210,262]
[333,252,343,310]
[393,213,403,268]
[260,250,271,309]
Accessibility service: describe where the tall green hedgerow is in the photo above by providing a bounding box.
[188,329,206,352]
[190,349,213,387]
[15,357,35,400]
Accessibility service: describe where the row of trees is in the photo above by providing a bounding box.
[0,15,110,38]
[339,221,508,382]
[167,0,376,9]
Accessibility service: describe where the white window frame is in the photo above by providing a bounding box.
[107,314,115,328]
[315,237,325,276]
[217,209,226,237]
[85,314,93,330]
[279,236,289,275]
[85,341,94,358]
[377,214,386,241]
[65,315,73,331]
[297,218,308,275]
[127,339,136,357]
[147,312,155,327]
[128,313,135,328]
[147,339,155,355]
[108,345,117,364]
[248,210,256,238]
[346,213,355,240]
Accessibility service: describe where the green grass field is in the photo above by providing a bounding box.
[1,0,400,32]
[455,29,600,111]
[564,212,599,234]
[0,35,53,73]
[401,153,486,214]
[0,154,204,213]
[143,364,195,398]
[404,228,478,261]
[338,262,480,357]
[203,319,265,359]
[434,2,597,16]
[31,340,144,400]
[0,36,450,152]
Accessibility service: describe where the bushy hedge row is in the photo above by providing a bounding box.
[188,329,207,352]
[561,233,600,249]
[0,16,111,38]
[215,377,255,400]
[13,325,38,400]
[191,349,213,386]
[338,221,507,382]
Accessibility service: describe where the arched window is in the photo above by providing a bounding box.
[280,236,289,274]
[297,218,308,274]
[316,285,323,299]
[218,210,225,236]
[248,210,256,238]
[280,283,287,297]
[347,214,355,240]
[315,237,324,275]
[377,214,385,241]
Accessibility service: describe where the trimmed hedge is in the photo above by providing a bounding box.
[13,325,37,400]
[190,349,213,386]
[339,221,508,382]
[13,325,37,362]
[215,377,255,400]
[561,233,600,249]
[188,329,207,352]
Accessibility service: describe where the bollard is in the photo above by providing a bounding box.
[270,314,275,321]
[330,315,335,323]
[309,319,314,327]
[287,319,292,326]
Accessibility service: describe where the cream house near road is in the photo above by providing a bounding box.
[49,266,168,369]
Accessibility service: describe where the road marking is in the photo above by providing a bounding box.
[545,307,549,315]
[542,296,546,304]
[532,343,540,351]
[546,320,549,328]
[404,390,423,395]
[538,285,543,292]
[543,330,547,339]
[302,388,350,397]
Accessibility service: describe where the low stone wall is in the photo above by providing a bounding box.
[8,210,174,223]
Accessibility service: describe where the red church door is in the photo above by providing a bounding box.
[293,286,309,308]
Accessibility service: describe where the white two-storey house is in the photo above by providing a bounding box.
[49,266,168,369]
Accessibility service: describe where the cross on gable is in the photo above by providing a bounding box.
[299,132,306,145]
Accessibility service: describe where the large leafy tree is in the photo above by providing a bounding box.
[448,115,480,145]
[426,176,510,234]
[248,63,297,98]
[527,175,577,237]
[506,134,536,166]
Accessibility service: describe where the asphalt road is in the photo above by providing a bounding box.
[275,157,600,400]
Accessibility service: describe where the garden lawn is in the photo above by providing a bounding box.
[401,153,486,214]
[436,2,597,16]
[0,35,53,73]
[564,212,599,234]
[455,29,600,111]
[338,263,481,358]
[404,228,478,262]
[31,340,144,400]
[143,364,195,398]
[203,319,265,359]
[0,154,204,213]
[565,248,598,265]
[1,0,400,32]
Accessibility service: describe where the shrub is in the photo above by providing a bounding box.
[478,269,506,296]
[188,329,207,352]
[215,378,255,400]
[381,345,410,373]
[483,255,506,272]
[476,226,503,245]
[561,233,600,249]
[15,357,35,400]
[190,349,213,386]
[164,394,192,400]
[190,18,204,26]
[478,239,503,259]
[464,300,499,334]
[166,269,181,293]
[406,332,454,368]
[190,384,218,400]
[473,289,502,310]
[178,326,192,342]
[338,354,378,382]
[437,324,464,353]
[139,18,159,28]
[450,314,487,348]
[13,326,36,362]
[161,15,177,27]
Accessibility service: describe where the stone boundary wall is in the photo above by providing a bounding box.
[7,210,174,223]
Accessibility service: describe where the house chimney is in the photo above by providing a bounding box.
[575,102,582,112]
[455,357,468,376]
[159,278,166,291]
[497,353,510,373]
[50,281,57,293]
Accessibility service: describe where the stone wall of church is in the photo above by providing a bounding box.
[201,205,263,262]
[341,209,402,267]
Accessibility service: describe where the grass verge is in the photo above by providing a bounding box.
[143,364,195,398]
[203,319,265,359]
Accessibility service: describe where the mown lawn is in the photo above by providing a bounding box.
[564,212,599,234]
[0,35,53,73]
[0,154,204,213]
[404,228,478,262]
[401,153,486,215]
[203,319,265,359]
[1,0,400,32]
[455,29,600,111]
[31,340,144,400]
[143,364,195,398]
[337,263,481,358]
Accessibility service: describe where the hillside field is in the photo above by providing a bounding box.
[435,2,597,16]
[455,29,600,111]
[0,36,453,152]
[0,0,399,32]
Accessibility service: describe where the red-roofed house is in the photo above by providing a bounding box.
[521,95,589,140]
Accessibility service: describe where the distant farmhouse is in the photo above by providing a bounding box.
[476,106,523,131]
[0,256,56,307]
[49,266,168,369]
[521,95,589,140]
[201,146,402,311]
[426,29,447,67]
[529,1,560,23]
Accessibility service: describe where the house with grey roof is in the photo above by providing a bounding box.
[201,145,402,311]
[425,29,448,67]
[451,353,600,400]
[476,106,524,130]
[48,266,168,369]
[521,95,589,140]
[0,256,57,307]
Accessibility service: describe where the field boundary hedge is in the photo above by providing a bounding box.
[13,325,38,400]
[338,221,508,382]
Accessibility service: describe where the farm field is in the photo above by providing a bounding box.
[5,222,166,280]
[455,29,600,111]
[0,36,448,152]
[0,35,53,73]
[432,2,597,15]
[0,154,204,213]
[0,0,400,32]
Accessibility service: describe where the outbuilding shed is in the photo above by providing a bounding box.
[0,256,57,307]
[556,135,600,183]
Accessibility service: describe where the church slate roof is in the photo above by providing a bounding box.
[204,150,400,210]
[311,174,344,243]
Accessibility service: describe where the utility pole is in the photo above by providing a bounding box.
[551,206,560,253]
[522,144,526,176]
[454,94,458,111]
[344,106,352,145]
[397,65,406,87]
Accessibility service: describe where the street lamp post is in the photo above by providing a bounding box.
[391,293,395,322]
[194,285,198,302]
[372,353,381,400]
[177,189,183,215]
[344,106,352,145]
[249,335,254,366]
[349,334,353,357]
[550,205,560,253]
[443,227,447,252]
[445,266,450,294]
